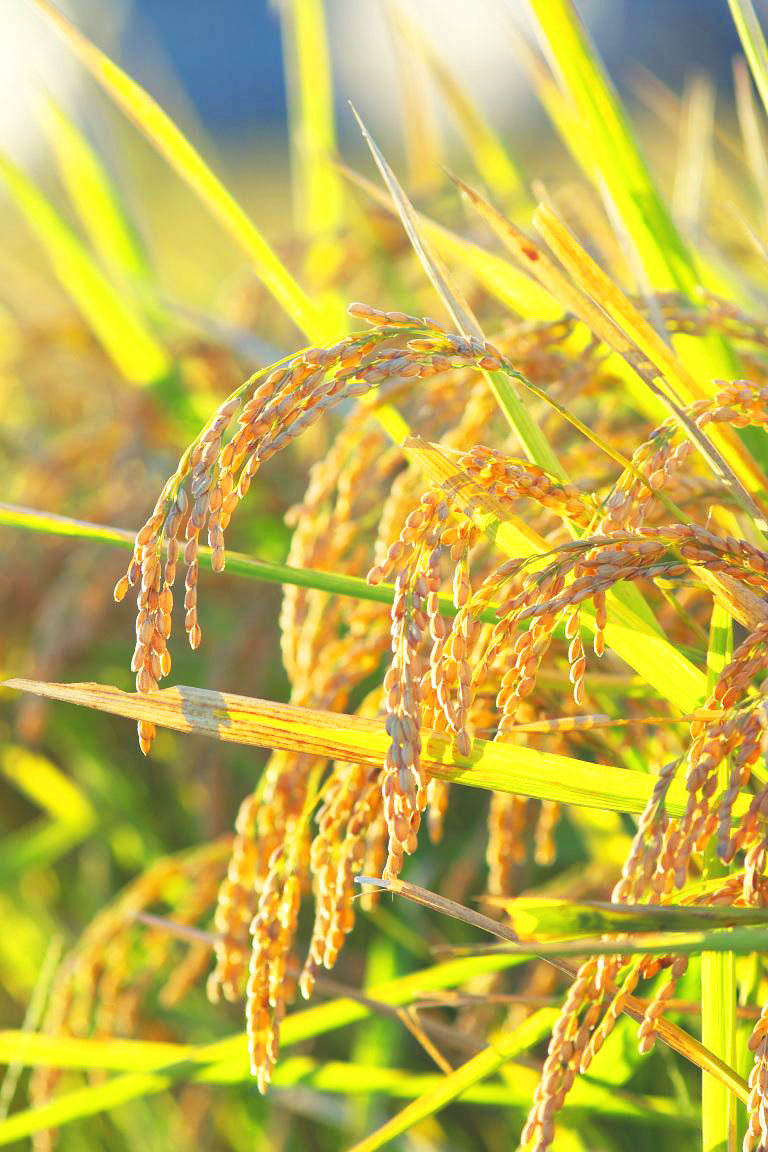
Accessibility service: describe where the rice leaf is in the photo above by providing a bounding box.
[277,0,348,336]
[446,189,697,521]
[733,57,768,230]
[672,74,714,238]
[0,746,95,882]
[482,896,768,941]
[33,0,325,342]
[455,177,621,336]
[3,678,739,819]
[0,815,96,885]
[702,944,738,1150]
[350,108,565,477]
[0,952,528,1144]
[341,164,559,319]
[387,7,443,195]
[533,202,768,520]
[2,503,704,710]
[359,878,749,1100]
[453,175,682,454]
[0,1033,205,1075]
[0,744,92,827]
[729,0,768,121]
[702,603,737,1152]
[0,747,96,883]
[278,0,344,240]
[706,604,735,692]
[441,929,768,961]
[454,175,670,422]
[530,205,701,408]
[350,106,484,341]
[0,154,170,386]
[0,502,445,617]
[0,1040,696,1127]
[343,1009,556,1152]
[527,0,697,295]
[360,878,768,960]
[0,935,63,1122]
[0,1040,700,1146]
[393,10,523,202]
[41,97,149,287]
[402,437,548,557]
[504,15,584,166]
[528,0,750,406]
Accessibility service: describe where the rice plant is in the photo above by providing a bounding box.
[5,2,768,1150]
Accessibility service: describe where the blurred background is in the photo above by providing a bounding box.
[0,0,755,312]
[1,0,751,160]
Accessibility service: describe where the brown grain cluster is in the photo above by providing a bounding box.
[105,295,768,1141]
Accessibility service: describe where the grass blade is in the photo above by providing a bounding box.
[33,0,325,342]
[0,952,528,1144]
[0,154,170,386]
[0,502,468,621]
[361,878,749,1101]
[278,0,344,240]
[729,0,768,121]
[483,896,768,941]
[527,0,696,294]
[702,603,737,1152]
[3,678,742,819]
[350,108,565,477]
[41,97,149,287]
[341,163,559,319]
[343,1009,555,1152]
[393,9,523,202]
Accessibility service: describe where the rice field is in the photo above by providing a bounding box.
[4,2,768,1150]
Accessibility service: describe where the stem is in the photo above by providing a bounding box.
[702,604,736,1152]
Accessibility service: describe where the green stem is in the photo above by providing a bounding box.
[702,604,736,1152]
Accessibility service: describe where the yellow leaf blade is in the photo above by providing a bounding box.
[33,0,324,341]
[0,154,169,386]
[1,678,732,818]
[393,9,523,202]
[42,97,149,286]
[345,1010,555,1152]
